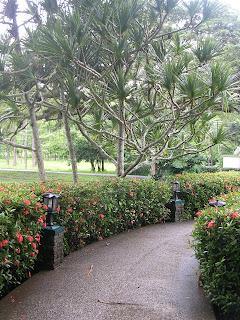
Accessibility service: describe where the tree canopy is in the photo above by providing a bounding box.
[0,0,239,180]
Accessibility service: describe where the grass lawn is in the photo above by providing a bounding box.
[0,171,105,183]
[0,159,116,173]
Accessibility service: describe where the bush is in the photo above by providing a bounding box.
[0,178,171,297]
[193,191,240,317]
[176,171,240,219]
[2,171,240,299]
[0,184,47,296]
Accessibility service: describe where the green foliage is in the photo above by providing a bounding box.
[158,154,210,175]
[0,178,171,297]
[0,185,46,297]
[176,171,240,218]
[194,38,221,63]
[211,62,232,94]
[193,191,240,316]
[74,138,110,168]
[179,72,205,100]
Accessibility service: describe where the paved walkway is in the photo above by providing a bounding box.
[0,221,215,320]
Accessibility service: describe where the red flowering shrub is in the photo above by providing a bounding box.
[0,184,48,297]
[1,172,240,299]
[0,179,171,297]
[175,171,240,218]
[193,191,240,316]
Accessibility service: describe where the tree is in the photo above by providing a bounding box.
[30,0,238,176]
[1,0,239,179]
[0,0,47,181]
[75,138,108,172]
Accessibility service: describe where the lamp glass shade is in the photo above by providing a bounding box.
[52,197,58,212]
[42,193,60,211]
[172,181,180,192]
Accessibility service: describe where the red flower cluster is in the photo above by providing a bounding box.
[230,212,239,219]
[99,213,105,219]
[3,199,11,205]
[16,232,23,244]
[207,220,215,229]
[35,233,41,243]
[42,204,48,211]
[37,215,46,228]
[0,239,9,249]
[35,202,42,209]
[23,208,30,216]
[27,235,34,242]
[26,233,39,256]
[23,199,31,206]
[195,211,202,217]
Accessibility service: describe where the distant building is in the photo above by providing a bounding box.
[223,148,240,169]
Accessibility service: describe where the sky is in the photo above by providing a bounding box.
[222,0,240,12]
[1,0,240,36]
[2,0,240,13]
[13,0,240,12]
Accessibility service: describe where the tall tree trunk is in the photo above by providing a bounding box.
[6,145,10,165]
[62,111,78,184]
[117,101,125,177]
[13,138,17,166]
[150,158,158,177]
[32,137,37,167]
[90,160,95,172]
[97,160,101,172]
[28,103,46,182]
[24,129,28,169]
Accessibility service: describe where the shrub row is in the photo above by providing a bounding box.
[176,171,240,218]
[0,178,171,297]
[1,171,240,299]
[193,191,240,318]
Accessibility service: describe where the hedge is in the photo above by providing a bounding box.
[1,171,240,299]
[193,191,240,318]
[176,171,240,219]
[0,178,171,297]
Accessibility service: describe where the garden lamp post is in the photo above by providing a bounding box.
[172,181,180,200]
[42,193,61,227]
[165,181,184,222]
[39,193,64,270]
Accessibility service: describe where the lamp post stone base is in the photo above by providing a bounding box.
[38,225,64,270]
[165,199,185,222]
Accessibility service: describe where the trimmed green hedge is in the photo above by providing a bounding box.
[193,191,240,317]
[176,172,240,218]
[0,178,171,297]
[1,171,240,299]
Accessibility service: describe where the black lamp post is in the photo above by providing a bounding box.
[39,192,64,270]
[165,181,184,222]
[172,181,180,200]
[42,193,61,227]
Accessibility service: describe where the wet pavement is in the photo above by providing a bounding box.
[0,221,215,320]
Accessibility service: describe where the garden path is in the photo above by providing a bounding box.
[0,221,215,320]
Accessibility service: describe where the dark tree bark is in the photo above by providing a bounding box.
[28,102,46,182]
[62,111,78,184]
[117,100,125,177]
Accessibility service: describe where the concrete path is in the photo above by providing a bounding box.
[0,221,215,320]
